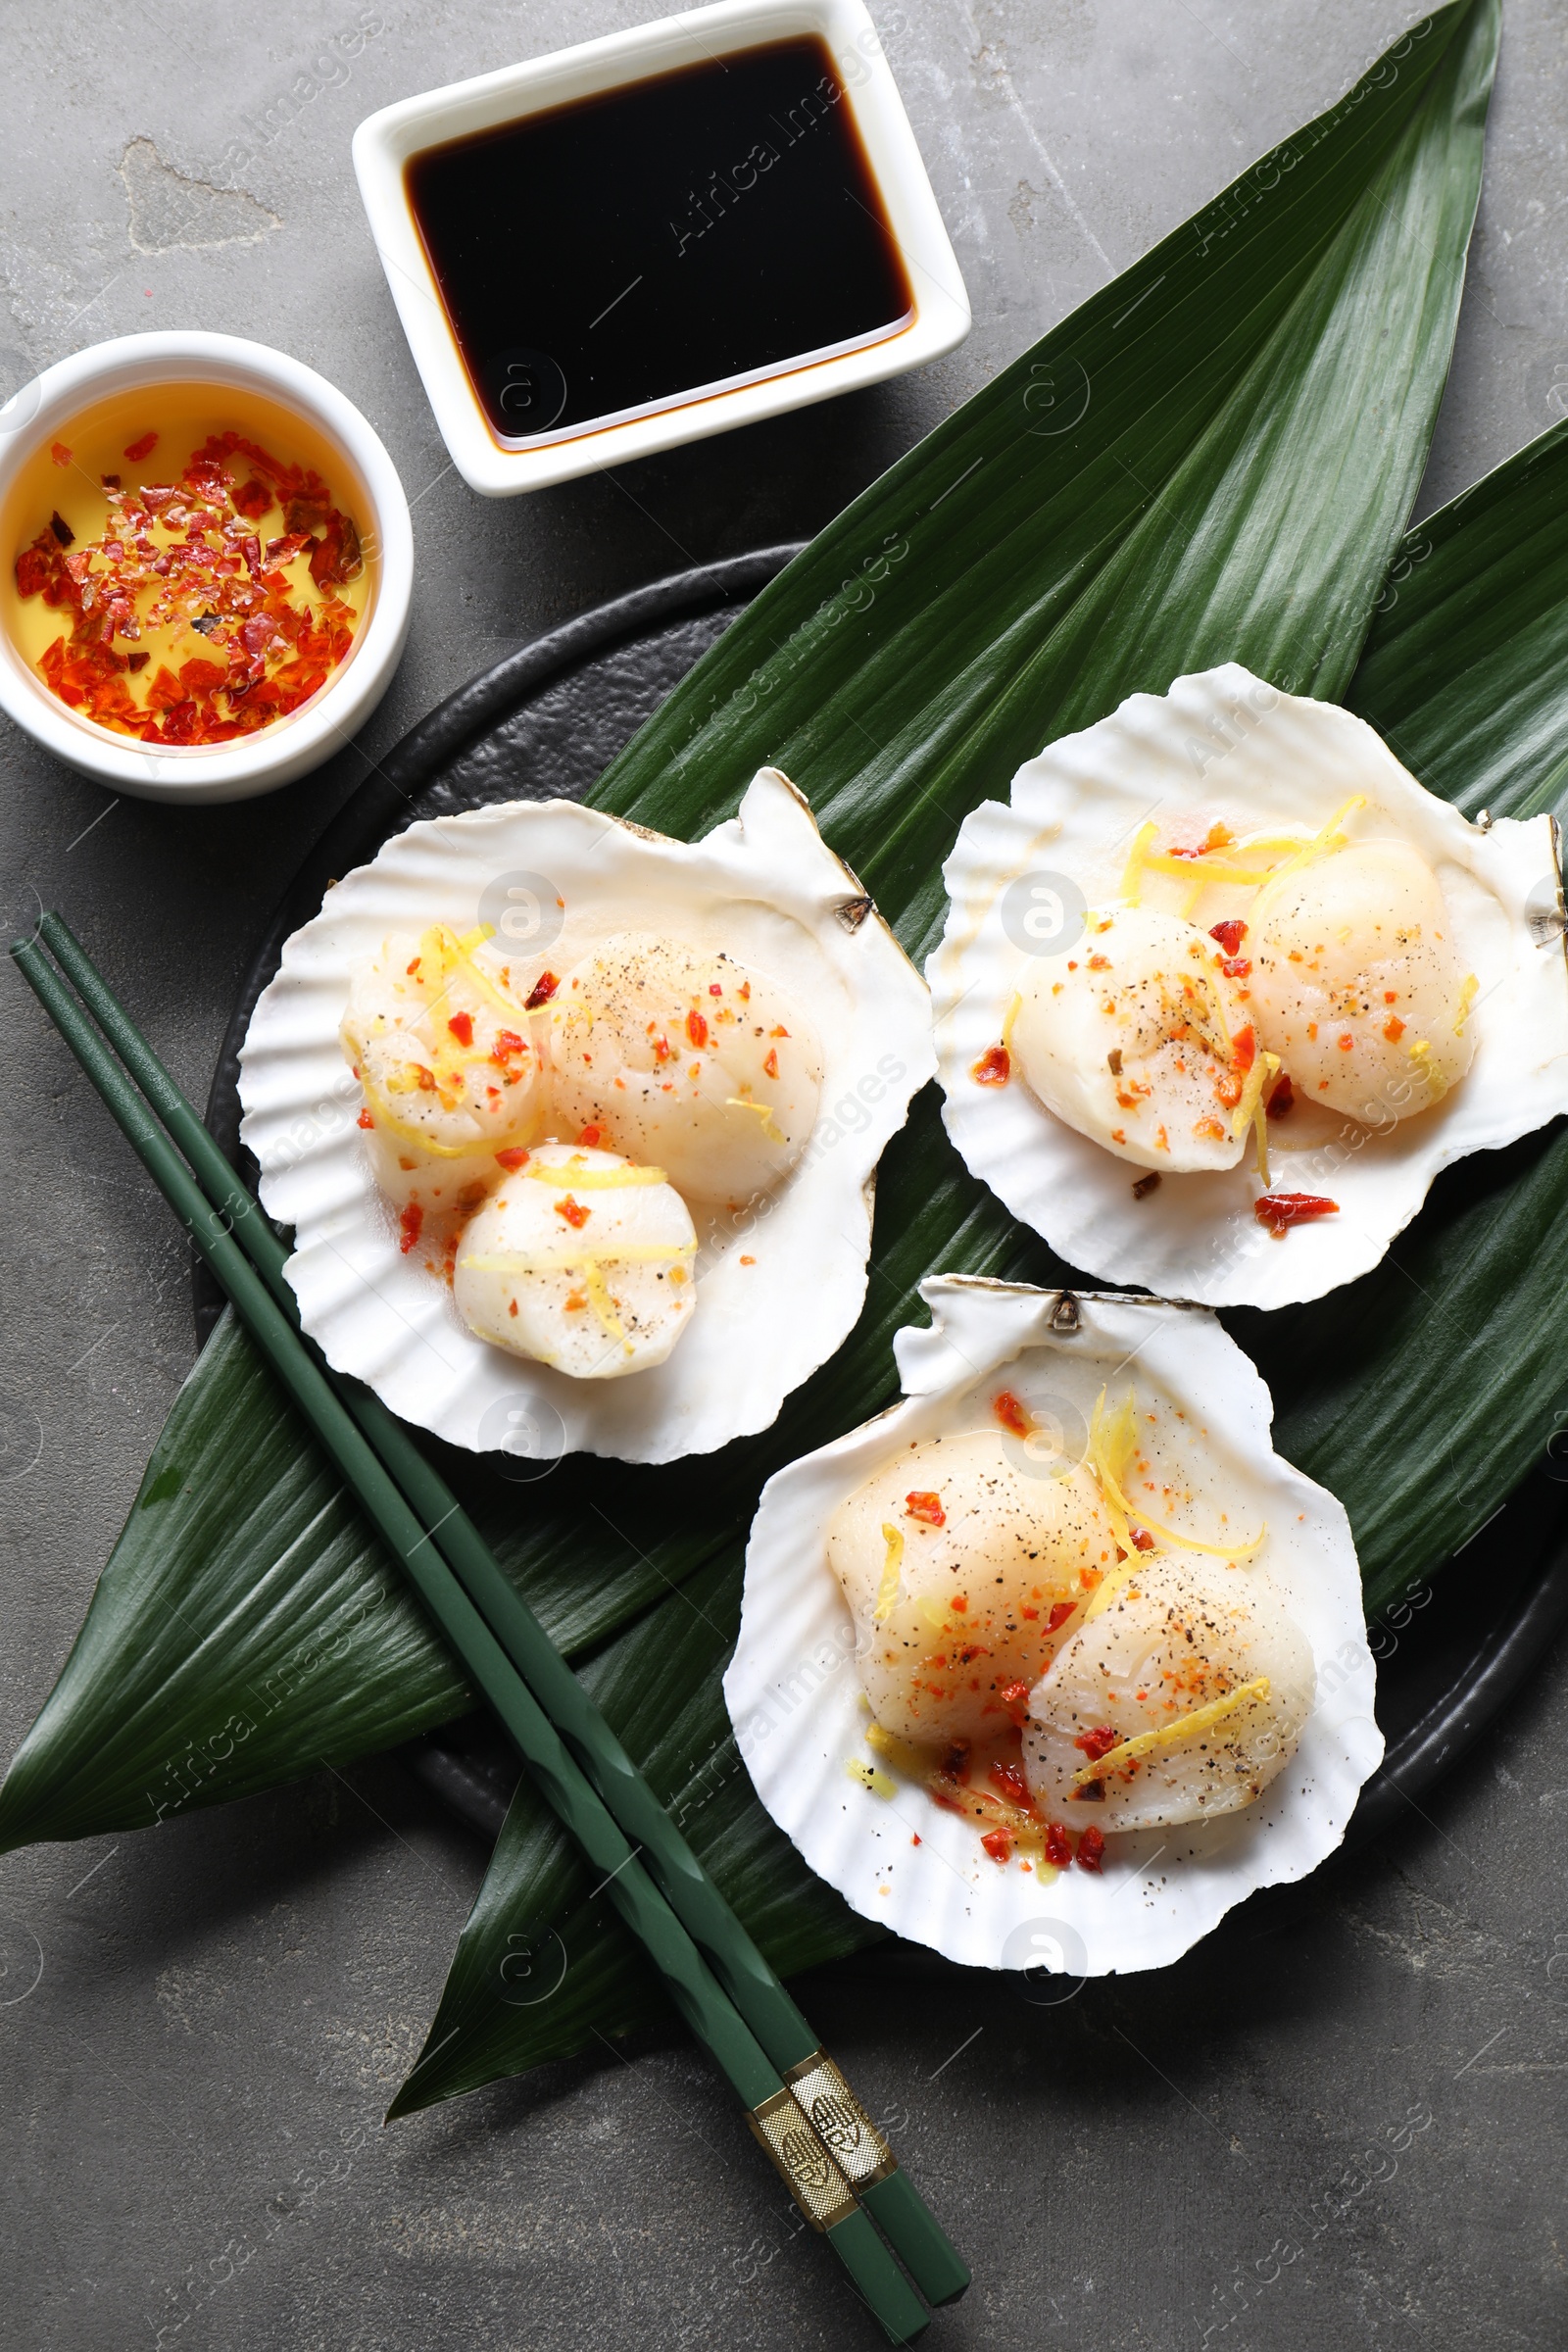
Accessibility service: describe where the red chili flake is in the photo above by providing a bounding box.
[555,1195,591,1229]
[49,510,74,548]
[989,1759,1031,1807]
[14,547,50,597]
[652,1033,672,1062]
[1220,955,1251,979]
[708,981,723,996]
[1045,1822,1073,1869]
[1254,1192,1340,1238]
[125,650,149,672]
[948,1592,968,1613]
[232,478,272,520]
[1209,918,1248,956]
[508,1298,518,1317]
[992,1389,1031,1437]
[122,431,159,463]
[398,1202,423,1254]
[980,1828,1014,1865]
[491,1029,526,1064]
[762,1048,779,1081]
[686,1008,709,1050]
[971,1044,1010,1086]
[308,511,364,589]
[357,1108,374,1130]
[1076,1827,1106,1873]
[524,971,558,1010]
[1073,1726,1122,1763]
[447,1010,474,1047]
[1232,1024,1255,1074]
[1266,1072,1294,1116]
[1384,1014,1405,1043]
[905,1490,946,1527]
[1337,1032,1354,1052]
[1129,1527,1155,1552]
[494,1148,530,1171]
[1045,1600,1078,1635]
[577,1124,603,1148]
[50,442,71,466]
[999,1679,1032,1726]
[158,698,202,744]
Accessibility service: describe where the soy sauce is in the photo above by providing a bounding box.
[405,37,913,444]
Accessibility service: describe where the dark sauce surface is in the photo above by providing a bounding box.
[406,37,913,443]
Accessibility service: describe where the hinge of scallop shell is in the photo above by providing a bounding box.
[835,895,874,932]
[1051,1293,1081,1333]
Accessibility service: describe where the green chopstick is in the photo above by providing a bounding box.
[37,912,970,2310]
[13,931,931,2347]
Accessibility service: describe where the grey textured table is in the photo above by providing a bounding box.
[3,5,1566,2347]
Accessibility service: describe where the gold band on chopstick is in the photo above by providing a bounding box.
[747,2089,859,2230]
[781,2050,899,2189]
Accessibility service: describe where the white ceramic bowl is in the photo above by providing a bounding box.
[0,332,413,805]
[353,0,970,497]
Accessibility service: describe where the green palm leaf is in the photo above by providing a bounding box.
[0,0,1528,2095]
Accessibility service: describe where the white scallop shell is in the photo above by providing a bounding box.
[237,769,934,1464]
[725,1277,1379,1976]
[928,664,1568,1308]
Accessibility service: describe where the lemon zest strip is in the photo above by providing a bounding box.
[1453,973,1479,1035]
[1087,1388,1140,1558]
[1070,1676,1272,1788]
[725,1096,786,1142]
[1118,820,1157,905]
[866,1721,928,1776]
[524,1159,669,1189]
[1229,1047,1275,1143]
[874,1524,905,1623]
[1090,1387,1266,1561]
[847,1758,896,1798]
[1081,1558,1145,1624]
[1253,796,1367,894]
[580,1260,627,1348]
[1406,1036,1448,1099]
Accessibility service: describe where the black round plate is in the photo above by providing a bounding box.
[202,550,1568,1864]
